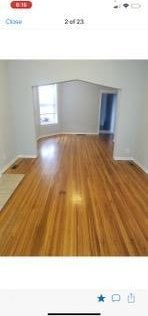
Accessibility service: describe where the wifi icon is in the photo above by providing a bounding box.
[123,3,129,8]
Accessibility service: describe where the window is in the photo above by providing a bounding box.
[38,84,58,125]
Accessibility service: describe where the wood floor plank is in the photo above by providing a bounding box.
[0,134,147,256]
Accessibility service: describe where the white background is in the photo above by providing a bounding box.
[1,29,148,59]
[0,258,147,289]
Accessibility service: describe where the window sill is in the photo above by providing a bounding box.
[40,122,58,126]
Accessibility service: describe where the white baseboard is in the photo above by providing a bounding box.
[0,156,18,175]
[99,131,113,134]
[114,156,148,174]
[114,156,134,161]
[37,132,98,140]
[37,133,59,140]
[0,154,37,175]
[134,160,148,174]
[17,155,37,159]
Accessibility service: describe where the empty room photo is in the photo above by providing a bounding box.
[0,60,148,256]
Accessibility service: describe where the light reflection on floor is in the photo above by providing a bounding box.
[72,192,83,205]
[40,144,56,160]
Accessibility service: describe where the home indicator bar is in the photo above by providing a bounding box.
[47,313,101,316]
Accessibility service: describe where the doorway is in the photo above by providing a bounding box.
[99,92,117,139]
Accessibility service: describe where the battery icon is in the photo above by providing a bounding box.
[131,3,141,9]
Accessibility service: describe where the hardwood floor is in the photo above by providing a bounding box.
[0,134,148,256]
[6,158,34,175]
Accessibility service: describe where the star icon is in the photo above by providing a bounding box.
[97,294,106,302]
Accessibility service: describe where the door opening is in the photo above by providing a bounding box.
[99,93,117,140]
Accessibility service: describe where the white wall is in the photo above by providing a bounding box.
[34,80,100,138]
[134,76,148,172]
[0,62,16,174]
[6,60,148,171]
[7,64,37,157]
[60,80,100,133]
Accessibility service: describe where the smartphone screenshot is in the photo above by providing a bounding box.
[0,1,147,316]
